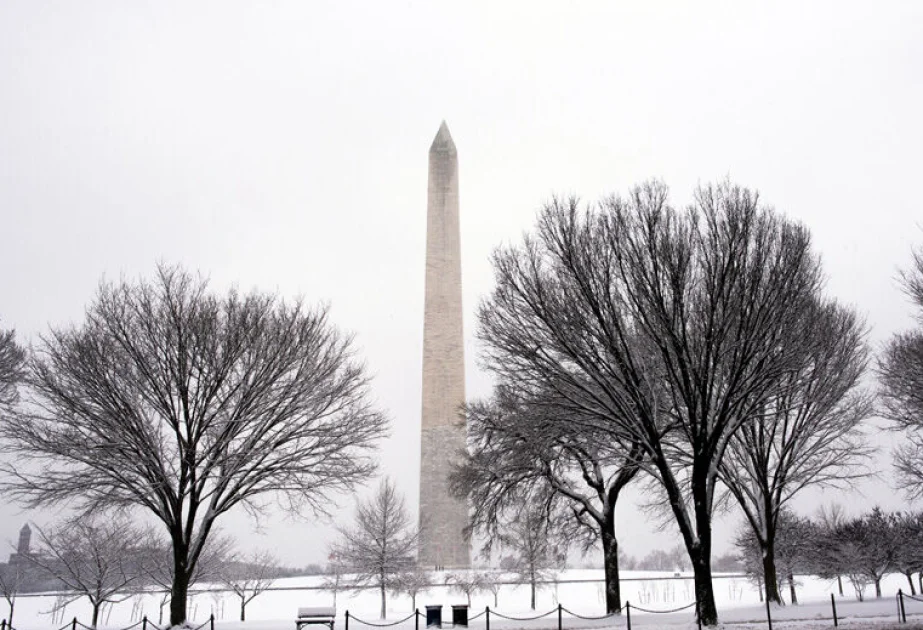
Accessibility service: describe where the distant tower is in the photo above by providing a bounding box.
[17,523,31,555]
[418,122,470,569]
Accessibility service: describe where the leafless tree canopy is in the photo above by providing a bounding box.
[452,384,640,613]
[29,517,145,628]
[719,300,874,603]
[477,181,826,625]
[0,323,25,409]
[0,265,388,625]
[879,245,923,499]
[332,478,419,619]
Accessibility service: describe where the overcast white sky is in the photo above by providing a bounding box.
[1,1,922,568]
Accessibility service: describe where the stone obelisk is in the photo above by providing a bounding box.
[418,121,470,569]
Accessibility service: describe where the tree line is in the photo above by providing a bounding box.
[736,506,923,604]
[0,516,285,627]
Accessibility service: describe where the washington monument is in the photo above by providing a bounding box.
[418,121,470,569]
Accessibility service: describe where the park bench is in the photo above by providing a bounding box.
[296,607,336,630]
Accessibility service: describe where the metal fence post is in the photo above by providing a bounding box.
[766,595,773,630]
[485,607,489,630]
[415,609,419,630]
[626,602,631,630]
[345,610,350,630]
[2,617,6,630]
[831,593,837,627]
[143,615,148,630]
[72,616,77,630]
[210,613,215,630]
[557,604,562,630]
[900,589,907,623]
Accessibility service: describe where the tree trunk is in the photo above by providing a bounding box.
[380,582,386,619]
[170,547,192,627]
[691,549,718,626]
[838,575,843,597]
[756,576,764,603]
[601,527,623,615]
[875,578,882,599]
[761,536,782,605]
[906,571,917,596]
[8,598,14,626]
[91,602,101,629]
[787,573,797,605]
[689,476,718,626]
[530,571,536,610]
[240,597,246,621]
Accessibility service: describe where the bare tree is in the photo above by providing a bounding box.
[476,182,825,624]
[0,266,388,625]
[890,512,923,595]
[719,301,874,603]
[478,571,503,608]
[452,384,641,614]
[734,528,765,602]
[841,509,898,599]
[332,478,419,619]
[808,504,848,597]
[771,511,814,605]
[322,550,346,608]
[390,566,430,611]
[0,561,30,625]
[0,322,25,409]
[29,517,144,628]
[217,550,279,621]
[810,508,897,601]
[444,572,483,607]
[496,500,564,610]
[879,245,923,498]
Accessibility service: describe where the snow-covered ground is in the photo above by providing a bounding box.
[6,570,923,630]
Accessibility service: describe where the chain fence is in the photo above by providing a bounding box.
[6,591,917,630]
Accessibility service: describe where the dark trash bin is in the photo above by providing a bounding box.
[426,605,443,628]
[451,605,468,627]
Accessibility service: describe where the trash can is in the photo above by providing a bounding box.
[426,605,443,628]
[451,605,468,627]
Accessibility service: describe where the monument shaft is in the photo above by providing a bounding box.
[419,122,470,569]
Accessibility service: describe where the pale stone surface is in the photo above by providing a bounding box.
[418,121,470,568]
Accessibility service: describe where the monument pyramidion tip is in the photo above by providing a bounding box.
[430,120,456,154]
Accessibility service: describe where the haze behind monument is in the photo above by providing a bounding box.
[0,1,921,567]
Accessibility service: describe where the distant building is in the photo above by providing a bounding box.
[8,523,33,567]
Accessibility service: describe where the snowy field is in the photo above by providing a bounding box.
[7,570,923,630]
